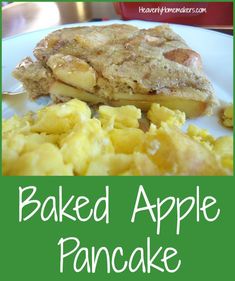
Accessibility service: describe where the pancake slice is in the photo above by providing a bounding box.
[13,24,218,117]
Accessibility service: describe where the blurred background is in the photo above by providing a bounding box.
[2,2,233,38]
[2,2,119,38]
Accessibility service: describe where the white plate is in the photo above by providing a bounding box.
[2,20,233,137]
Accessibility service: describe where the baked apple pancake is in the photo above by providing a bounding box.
[13,24,217,118]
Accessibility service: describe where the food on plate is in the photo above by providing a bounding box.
[2,99,233,176]
[99,105,141,129]
[221,104,233,128]
[213,137,233,171]
[13,24,217,118]
[187,124,215,150]
[147,103,185,128]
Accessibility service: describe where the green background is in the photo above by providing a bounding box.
[1,0,234,280]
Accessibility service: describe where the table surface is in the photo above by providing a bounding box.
[3,2,232,38]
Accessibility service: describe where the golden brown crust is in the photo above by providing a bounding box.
[13,24,218,116]
[12,57,53,99]
[163,48,202,69]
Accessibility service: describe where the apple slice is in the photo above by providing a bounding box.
[47,54,97,92]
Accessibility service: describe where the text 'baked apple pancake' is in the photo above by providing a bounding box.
[13,24,218,118]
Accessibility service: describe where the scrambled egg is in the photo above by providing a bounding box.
[99,105,141,129]
[147,103,185,128]
[187,124,215,150]
[222,104,233,128]
[2,100,233,176]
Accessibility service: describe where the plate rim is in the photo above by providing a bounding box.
[2,19,233,137]
[3,19,233,42]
